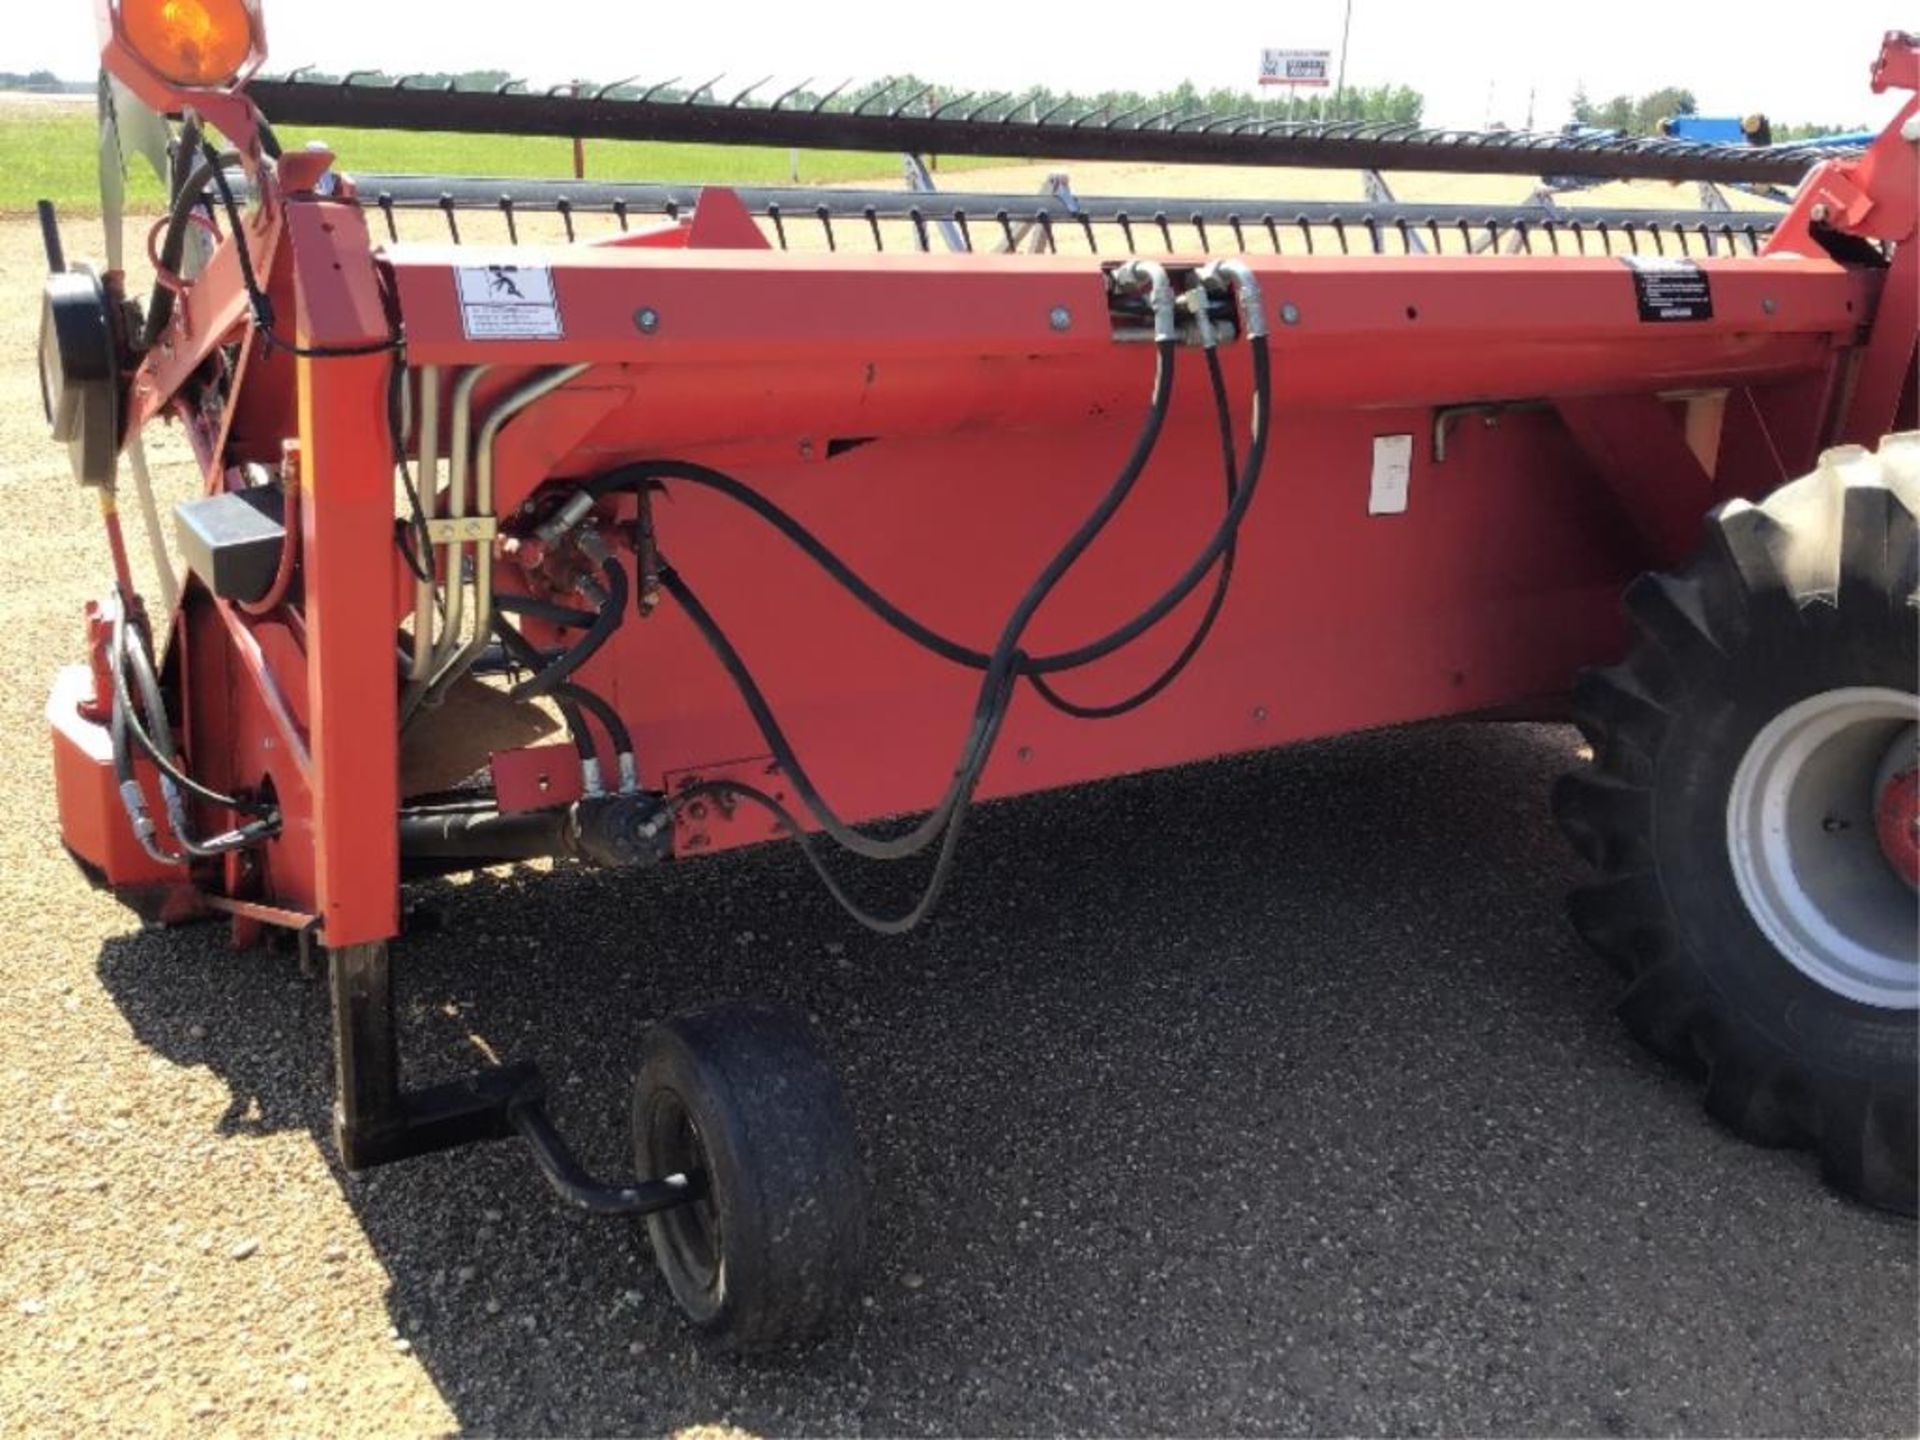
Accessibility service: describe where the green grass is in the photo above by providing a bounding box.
[0,107,1004,214]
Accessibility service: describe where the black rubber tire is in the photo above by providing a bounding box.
[1555,433,1919,1213]
[632,1001,866,1348]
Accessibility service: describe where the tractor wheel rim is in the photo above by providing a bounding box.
[1727,687,1920,1011]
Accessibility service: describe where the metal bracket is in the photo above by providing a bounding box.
[666,754,787,851]
[1432,399,1551,462]
[424,515,497,543]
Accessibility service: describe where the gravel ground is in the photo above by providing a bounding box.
[0,210,1915,1438]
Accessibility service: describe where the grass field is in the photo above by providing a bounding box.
[0,103,1002,214]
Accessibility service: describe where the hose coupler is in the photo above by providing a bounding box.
[1108,260,1178,343]
[1198,260,1269,341]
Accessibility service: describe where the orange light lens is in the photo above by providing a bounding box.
[122,0,254,88]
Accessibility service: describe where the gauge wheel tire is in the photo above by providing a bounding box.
[632,1001,866,1349]
[1555,434,1919,1213]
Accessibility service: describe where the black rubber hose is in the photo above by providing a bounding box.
[490,615,634,762]
[585,461,987,669]
[109,599,272,816]
[199,141,404,359]
[650,337,1176,865]
[1024,335,1270,675]
[496,592,600,628]
[113,600,279,856]
[583,333,1269,687]
[669,657,1017,935]
[141,149,239,350]
[508,557,627,701]
[1028,344,1240,719]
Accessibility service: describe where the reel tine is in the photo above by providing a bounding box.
[770,78,815,112]
[890,85,934,118]
[810,79,853,112]
[729,76,774,107]
[852,81,896,116]
[961,92,1009,122]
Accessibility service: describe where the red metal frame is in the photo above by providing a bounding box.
[50,28,1920,948]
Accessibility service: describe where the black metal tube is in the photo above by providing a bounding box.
[246,78,1847,185]
[398,807,571,862]
[36,200,64,274]
[507,1099,707,1216]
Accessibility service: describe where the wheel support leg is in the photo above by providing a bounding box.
[323,940,691,1208]
[326,940,532,1170]
[328,940,405,1170]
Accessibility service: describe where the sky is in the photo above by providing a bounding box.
[13,0,1908,133]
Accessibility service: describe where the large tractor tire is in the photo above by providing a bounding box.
[1556,433,1919,1213]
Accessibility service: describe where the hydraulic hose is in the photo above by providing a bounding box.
[142,146,238,350]
[667,657,1019,935]
[508,556,627,701]
[496,593,600,628]
[108,598,271,817]
[652,335,1178,865]
[1028,343,1240,719]
[108,595,279,858]
[1024,335,1270,675]
[573,341,1268,686]
[491,615,637,793]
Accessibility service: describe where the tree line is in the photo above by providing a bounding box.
[1570,83,1864,139]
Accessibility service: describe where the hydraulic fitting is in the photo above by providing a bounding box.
[1197,259,1269,341]
[1108,260,1178,343]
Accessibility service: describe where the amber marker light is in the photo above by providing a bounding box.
[119,0,258,88]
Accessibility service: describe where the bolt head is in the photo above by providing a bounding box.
[634,307,660,334]
[1048,305,1072,332]
[1279,302,1301,326]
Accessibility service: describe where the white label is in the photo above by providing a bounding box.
[455,264,563,340]
[1369,434,1413,515]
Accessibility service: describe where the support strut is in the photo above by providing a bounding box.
[325,942,702,1217]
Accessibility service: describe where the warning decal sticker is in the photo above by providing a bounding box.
[1622,256,1713,323]
[455,264,564,340]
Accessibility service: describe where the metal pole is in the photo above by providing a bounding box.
[570,81,586,179]
[1334,0,1354,111]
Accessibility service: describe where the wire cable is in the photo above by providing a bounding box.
[199,140,405,360]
